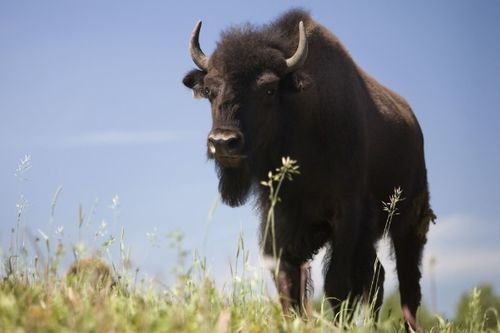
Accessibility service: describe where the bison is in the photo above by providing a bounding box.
[182,9,435,330]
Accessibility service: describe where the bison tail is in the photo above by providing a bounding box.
[413,186,436,241]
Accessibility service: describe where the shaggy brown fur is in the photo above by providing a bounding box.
[66,257,115,289]
[183,9,435,330]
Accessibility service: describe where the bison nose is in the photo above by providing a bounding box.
[208,132,244,156]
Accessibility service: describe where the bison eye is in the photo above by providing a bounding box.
[202,87,210,98]
[266,89,275,96]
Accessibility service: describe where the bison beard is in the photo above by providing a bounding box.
[183,9,434,332]
[216,163,253,207]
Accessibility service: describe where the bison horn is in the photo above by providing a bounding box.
[285,21,308,73]
[189,20,209,71]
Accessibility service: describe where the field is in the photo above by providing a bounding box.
[1,249,499,332]
[1,158,499,332]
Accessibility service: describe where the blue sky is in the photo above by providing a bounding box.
[1,1,499,317]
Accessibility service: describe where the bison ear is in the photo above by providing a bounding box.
[284,71,312,92]
[182,69,206,99]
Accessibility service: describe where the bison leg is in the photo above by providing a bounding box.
[393,229,426,332]
[323,202,361,321]
[324,249,354,322]
[273,259,312,317]
[261,218,329,317]
[351,235,385,321]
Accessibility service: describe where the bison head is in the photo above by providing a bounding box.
[183,20,310,206]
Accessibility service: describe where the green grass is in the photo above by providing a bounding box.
[1,252,499,332]
[2,155,499,332]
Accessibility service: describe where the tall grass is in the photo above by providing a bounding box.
[260,156,300,261]
[1,156,498,332]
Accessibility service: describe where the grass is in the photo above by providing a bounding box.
[1,156,499,332]
[2,248,499,333]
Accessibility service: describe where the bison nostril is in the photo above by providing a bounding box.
[208,133,244,156]
[226,137,241,150]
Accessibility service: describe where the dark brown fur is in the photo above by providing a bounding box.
[183,9,434,330]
